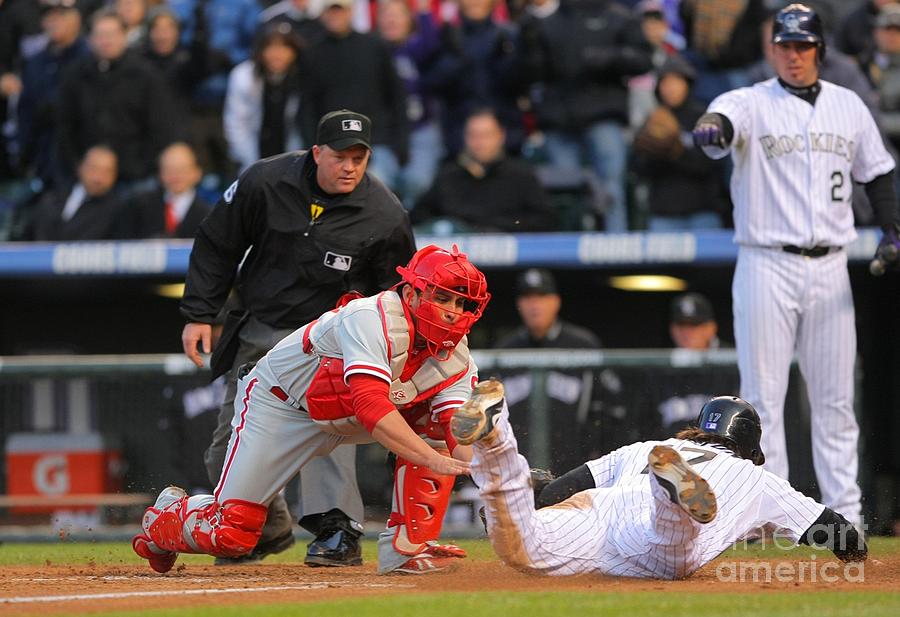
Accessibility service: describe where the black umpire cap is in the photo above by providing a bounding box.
[316,110,372,151]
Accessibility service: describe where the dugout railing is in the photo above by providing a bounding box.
[0,351,842,532]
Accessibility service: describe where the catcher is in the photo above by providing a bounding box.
[133,245,491,575]
[454,380,867,580]
[632,55,728,230]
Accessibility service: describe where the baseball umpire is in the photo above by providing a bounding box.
[454,380,867,579]
[691,3,900,529]
[179,109,415,566]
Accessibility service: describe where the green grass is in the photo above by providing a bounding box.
[0,537,499,566]
[88,592,900,617]
[3,539,898,617]
[3,537,898,566]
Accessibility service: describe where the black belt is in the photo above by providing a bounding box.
[782,245,841,258]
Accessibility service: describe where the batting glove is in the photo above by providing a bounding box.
[869,223,900,276]
[692,123,724,148]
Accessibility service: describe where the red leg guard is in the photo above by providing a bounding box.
[142,493,267,559]
[189,499,268,558]
[389,451,465,557]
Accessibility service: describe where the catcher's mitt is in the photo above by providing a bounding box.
[633,106,684,160]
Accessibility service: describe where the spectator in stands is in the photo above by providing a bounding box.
[837,0,897,66]
[497,268,601,349]
[864,4,900,153]
[518,0,652,232]
[57,9,178,192]
[299,0,409,191]
[168,0,261,181]
[411,107,554,232]
[260,0,327,46]
[376,0,444,208]
[224,22,304,173]
[143,6,220,145]
[0,0,42,181]
[669,292,720,351]
[17,0,90,190]
[422,0,527,160]
[116,142,211,239]
[18,145,124,241]
[679,0,767,103]
[628,0,685,129]
[632,55,728,231]
[115,0,149,48]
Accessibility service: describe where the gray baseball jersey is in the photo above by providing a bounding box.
[215,291,478,505]
[472,404,824,579]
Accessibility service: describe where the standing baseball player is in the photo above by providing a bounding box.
[134,245,491,575]
[692,3,900,528]
[452,379,867,579]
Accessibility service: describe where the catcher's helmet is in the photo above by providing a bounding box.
[772,3,826,61]
[697,396,765,465]
[396,244,490,356]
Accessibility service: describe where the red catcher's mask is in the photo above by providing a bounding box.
[396,244,490,356]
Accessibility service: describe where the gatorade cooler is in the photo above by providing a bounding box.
[5,432,123,514]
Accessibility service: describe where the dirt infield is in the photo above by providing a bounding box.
[2,553,899,616]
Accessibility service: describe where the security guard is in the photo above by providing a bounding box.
[179,109,416,566]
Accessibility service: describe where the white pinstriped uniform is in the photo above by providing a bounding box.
[472,405,825,579]
[700,78,895,526]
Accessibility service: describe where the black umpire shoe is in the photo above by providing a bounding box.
[302,509,364,567]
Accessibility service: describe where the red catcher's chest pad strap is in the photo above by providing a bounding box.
[306,357,354,421]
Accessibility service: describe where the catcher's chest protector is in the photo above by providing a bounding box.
[306,292,471,435]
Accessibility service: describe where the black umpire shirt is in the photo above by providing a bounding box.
[180,150,416,329]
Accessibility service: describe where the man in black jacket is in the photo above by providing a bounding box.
[57,9,177,190]
[299,0,409,197]
[18,144,124,241]
[412,108,554,232]
[180,109,416,566]
[519,0,653,231]
[117,142,211,239]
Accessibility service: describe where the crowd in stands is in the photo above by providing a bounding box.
[0,0,897,240]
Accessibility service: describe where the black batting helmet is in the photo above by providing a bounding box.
[697,396,765,465]
[772,3,826,61]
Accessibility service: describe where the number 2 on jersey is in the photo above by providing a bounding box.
[831,171,845,202]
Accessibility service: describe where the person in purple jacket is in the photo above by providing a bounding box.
[377,0,444,209]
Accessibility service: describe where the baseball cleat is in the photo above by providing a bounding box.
[450,378,505,445]
[133,486,188,573]
[393,553,461,575]
[648,445,717,524]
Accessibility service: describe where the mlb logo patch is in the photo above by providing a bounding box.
[342,119,363,132]
[324,252,352,271]
[705,422,718,430]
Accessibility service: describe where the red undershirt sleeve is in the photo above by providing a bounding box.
[348,373,397,433]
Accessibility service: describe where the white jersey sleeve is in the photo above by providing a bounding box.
[704,86,754,160]
[429,358,478,417]
[338,307,392,384]
[584,442,645,488]
[759,471,826,541]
